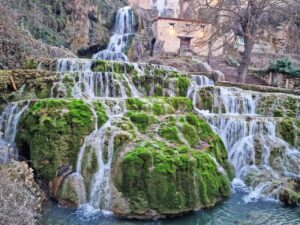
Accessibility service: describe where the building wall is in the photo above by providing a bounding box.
[129,0,189,18]
[128,0,223,56]
[128,0,151,9]
[153,18,223,56]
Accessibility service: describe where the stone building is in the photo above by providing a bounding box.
[128,0,222,56]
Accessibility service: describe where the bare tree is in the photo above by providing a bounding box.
[191,0,299,83]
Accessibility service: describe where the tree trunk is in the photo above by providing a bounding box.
[236,35,255,83]
[207,41,212,65]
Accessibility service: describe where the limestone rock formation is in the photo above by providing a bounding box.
[0,0,127,68]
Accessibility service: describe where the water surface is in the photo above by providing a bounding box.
[41,190,300,225]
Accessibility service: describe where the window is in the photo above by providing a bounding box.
[169,23,175,30]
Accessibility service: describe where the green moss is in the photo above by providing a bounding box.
[155,85,163,97]
[126,97,192,116]
[16,99,95,180]
[257,95,298,117]
[158,126,181,143]
[22,59,38,69]
[154,68,165,76]
[178,122,198,147]
[91,60,110,72]
[277,118,300,147]
[113,62,126,74]
[166,97,193,112]
[198,89,213,112]
[121,141,231,215]
[126,112,151,133]
[126,98,145,111]
[178,77,190,97]
[62,73,75,98]
[92,101,109,127]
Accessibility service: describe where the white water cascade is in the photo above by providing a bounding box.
[55,58,140,99]
[188,77,300,202]
[93,6,136,61]
[0,102,29,163]
[55,58,136,215]
[1,36,299,217]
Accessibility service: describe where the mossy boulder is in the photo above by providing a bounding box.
[109,101,233,219]
[116,141,231,218]
[277,118,300,148]
[16,99,108,181]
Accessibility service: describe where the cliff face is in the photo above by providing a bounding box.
[0,0,127,69]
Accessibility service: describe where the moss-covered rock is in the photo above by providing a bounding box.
[257,94,299,117]
[279,179,300,206]
[16,99,107,181]
[195,87,215,112]
[58,173,86,208]
[93,100,109,127]
[126,112,155,133]
[109,101,233,219]
[117,141,231,218]
[126,97,193,115]
[277,118,300,148]
[178,77,190,97]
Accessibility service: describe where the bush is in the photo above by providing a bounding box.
[269,58,300,77]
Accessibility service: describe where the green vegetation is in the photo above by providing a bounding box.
[178,77,190,97]
[257,95,298,117]
[277,118,300,147]
[93,101,109,127]
[16,99,99,180]
[126,97,193,115]
[91,60,138,75]
[269,58,300,77]
[22,59,38,69]
[121,141,231,215]
[126,112,153,133]
[91,60,109,72]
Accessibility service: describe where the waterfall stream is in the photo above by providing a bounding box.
[189,77,300,201]
[0,3,299,212]
[55,59,133,214]
[93,6,136,61]
[0,102,29,163]
[1,54,299,212]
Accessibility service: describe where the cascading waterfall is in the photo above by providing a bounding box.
[188,77,300,201]
[55,58,135,214]
[78,100,127,214]
[1,36,299,219]
[93,6,136,61]
[0,102,29,163]
[55,58,140,99]
[187,75,214,114]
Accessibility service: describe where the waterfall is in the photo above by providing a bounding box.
[54,58,135,214]
[188,76,300,201]
[55,58,140,99]
[0,102,29,163]
[93,6,136,61]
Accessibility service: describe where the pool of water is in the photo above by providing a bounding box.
[41,190,300,225]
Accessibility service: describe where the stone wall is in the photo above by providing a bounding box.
[129,0,195,19]
[256,72,300,89]
[152,18,223,56]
